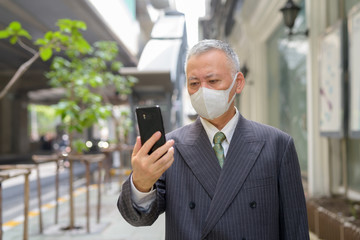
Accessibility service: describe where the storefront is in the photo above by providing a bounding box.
[266,0,308,173]
[229,0,360,200]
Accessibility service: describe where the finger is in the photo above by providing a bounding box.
[150,139,174,161]
[132,136,142,157]
[154,146,175,173]
[139,131,162,155]
[154,146,174,168]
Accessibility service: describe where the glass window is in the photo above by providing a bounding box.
[347,139,360,192]
[124,0,136,20]
[266,0,308,172]
[346,0,360,12]
[346,0,360,193]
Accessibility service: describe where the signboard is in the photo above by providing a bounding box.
[319,21,345,137]
[348,3,360,138]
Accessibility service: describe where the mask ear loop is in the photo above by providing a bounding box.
[227,72,239,104]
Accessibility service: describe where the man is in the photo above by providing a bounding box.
[118,39,309,240]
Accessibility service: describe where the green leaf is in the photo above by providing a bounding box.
[39,47,53,61]
[94,76,103,84]
[111,61,122,71]
[74,21,87,30]
[75,78,85,85]
[18,29,31,39]
[59,35,69,44]
[34,38,48,46]
[57,19,72,33]
[68,125,74,133]
[10,36,17,44]
[98,106,111,118]
[92,95,101,103]
[0,30,10,39]
[72,140,88,153]
[128,76,138,84]
[44,31,53,40]
[74,125,83,133]
[9,22,21,31]
[74,38,91,53]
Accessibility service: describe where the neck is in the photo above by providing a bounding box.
[205,105,236,130]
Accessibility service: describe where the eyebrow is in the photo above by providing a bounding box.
[187,76,198,81]
[187,73,221,81]
[204,73,220,79]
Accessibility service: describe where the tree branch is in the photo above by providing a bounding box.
[17,39,37,55]
[0,51,40,100]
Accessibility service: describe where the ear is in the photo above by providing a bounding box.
[235,72,246,94]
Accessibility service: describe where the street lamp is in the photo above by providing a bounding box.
[280,0,309,37]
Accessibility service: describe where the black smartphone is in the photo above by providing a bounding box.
[136,105,166,154]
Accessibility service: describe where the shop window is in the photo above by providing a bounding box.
[266,1,308,173]
[347,139,360,192]
[346,0,360,194]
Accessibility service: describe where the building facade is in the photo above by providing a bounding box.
[200,0,360,201]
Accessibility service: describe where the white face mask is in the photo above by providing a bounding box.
[190,73,238,120]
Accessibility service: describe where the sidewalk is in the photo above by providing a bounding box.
[2,178,165,240]
[2,172,318,240]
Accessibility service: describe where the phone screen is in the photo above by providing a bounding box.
[136,105,166,154]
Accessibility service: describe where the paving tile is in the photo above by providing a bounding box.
[3,181,165,240]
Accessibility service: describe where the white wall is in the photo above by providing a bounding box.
[305,0,331,197]
[229,0,284,124]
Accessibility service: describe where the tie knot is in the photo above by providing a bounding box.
[213,132,226,144]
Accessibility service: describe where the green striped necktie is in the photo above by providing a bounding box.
[213,131,226,168]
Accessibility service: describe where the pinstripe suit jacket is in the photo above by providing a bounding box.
[118,115,309,240]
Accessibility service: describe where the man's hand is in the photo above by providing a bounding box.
[131,131,175,192]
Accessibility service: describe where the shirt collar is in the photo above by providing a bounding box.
[200,108,239,144]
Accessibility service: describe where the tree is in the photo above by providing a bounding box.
[0,19,91,100]
[45,40,137,230]
[46,40,137,152]
[1,19,137,230]
[0,20,136,151]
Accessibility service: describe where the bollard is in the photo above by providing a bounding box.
[0,165,35,240]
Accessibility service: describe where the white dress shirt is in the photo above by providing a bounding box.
[200,108,239,157]
[130,108,240,210]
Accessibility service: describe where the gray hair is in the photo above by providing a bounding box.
[185,39,240,76]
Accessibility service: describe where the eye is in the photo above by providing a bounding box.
[208,79,220,84]
[189,81,200,87]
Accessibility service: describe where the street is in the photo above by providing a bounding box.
[2,161,95,225]
[1,161,166,240]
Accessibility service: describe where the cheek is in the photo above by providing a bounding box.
[187,87,195,96]
[187,83,202,95]
[228,89,236,103]
[227,83,239,102]
[229,83,237,96]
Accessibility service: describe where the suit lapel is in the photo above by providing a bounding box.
[176,119,221,199]
[201,116,265,238]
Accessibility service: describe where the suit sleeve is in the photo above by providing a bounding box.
[117,173,166,227]
[278,137,310,240]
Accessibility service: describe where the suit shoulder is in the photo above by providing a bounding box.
[243,119,295,156]
[247,119,291,141]
[166,122,194,142]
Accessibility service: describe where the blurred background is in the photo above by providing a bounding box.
[0,0,360,239]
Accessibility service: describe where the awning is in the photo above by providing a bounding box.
[120,39,183,93]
